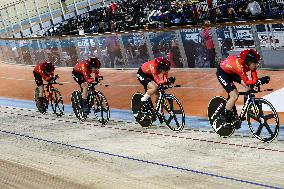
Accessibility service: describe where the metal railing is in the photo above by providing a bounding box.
[1,20,284,69]
[0,0,104,38]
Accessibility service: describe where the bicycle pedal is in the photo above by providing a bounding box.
[139,115,152,122]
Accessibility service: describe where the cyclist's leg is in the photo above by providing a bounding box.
[216,68,238,123]
[33,71,45,111]
[81,82,88,100]
[72,70,89,113]
[144,81,158,98]
[137,68,156,113]
[33,71,44,98]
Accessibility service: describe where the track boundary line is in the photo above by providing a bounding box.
[0,129,282,189]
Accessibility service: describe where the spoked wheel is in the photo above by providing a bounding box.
[131,92,153,128]
[71,91,86,121]
[92,91,110,125]
[51,88,64,117]
[207,96,235,138]
[247,98,279,143]
[162,94,185,132]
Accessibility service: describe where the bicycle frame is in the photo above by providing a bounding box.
[149,85,177,117]
[43,83,55,103]
[239,92,261,123]
[154,90,166,116]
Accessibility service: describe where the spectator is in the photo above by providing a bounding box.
[110,1,118,14]
[168,40,183,68]
[105,36,123,68]
[202,20,216,68]
[227,5,237,21]
[245,0,262,16]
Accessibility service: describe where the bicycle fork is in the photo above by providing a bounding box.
[240,97,260,121]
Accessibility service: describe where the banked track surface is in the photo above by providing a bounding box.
[0,106,284,189]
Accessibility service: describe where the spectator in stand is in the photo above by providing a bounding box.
[227,4,237,21]
[245,0,262,17]
[202,20,216,68]
[110,1,118,15]
[168,40,183,68]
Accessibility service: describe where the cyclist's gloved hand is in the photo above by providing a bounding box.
[257,76,270,86]
[167,77,176,85]
[98,76,103,81]
[54,74,59,80]
[48,76,55,83]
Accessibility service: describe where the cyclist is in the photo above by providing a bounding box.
[216,49,269,127]
[33,61,56,109]
[72,57,103,114]
[137,57,175,114]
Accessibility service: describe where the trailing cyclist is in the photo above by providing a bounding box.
[216,49,270,127]
[137,57,175,115]
[72,57,103,114]
[33,61,57,111]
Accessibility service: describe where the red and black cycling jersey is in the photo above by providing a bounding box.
[140,59,168,85]
[33,61,54,82]
[220,55,258,85]
[74,60,100,83]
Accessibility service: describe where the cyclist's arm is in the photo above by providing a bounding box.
[239,71,258,85]
[50,70,55,77]
[82,71,94,83]
[151,68,167,85]
[40,70,51,82]
[251,70,258,81]
[94,70,100,78]
[163,72,168,81]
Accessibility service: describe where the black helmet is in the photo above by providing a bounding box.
[156,57,171,72]
[88,57,101,69]
[45,62,55,72]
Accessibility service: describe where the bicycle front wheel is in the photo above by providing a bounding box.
[92,91,110,125]
[51,88,64,117]
[247,98,279,143]
[162,94,185,132]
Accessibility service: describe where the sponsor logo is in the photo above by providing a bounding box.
[211,102,224,120]
[212,119,222,132]
[218,76,228,86]
[137,74,144,81]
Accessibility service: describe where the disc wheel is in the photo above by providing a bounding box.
[131,92,152,128]
[207,96,235,138]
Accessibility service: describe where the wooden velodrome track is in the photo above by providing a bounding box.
[0,62,284,188]
[0,62,283,123]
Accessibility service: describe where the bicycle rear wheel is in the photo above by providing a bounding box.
[131,92,153,128]
[34,87,48,114]
[162,94,185,132]
[51,88,64,117]
[92,91,110,125]
[247,98,279,143]
[71,91,86,121]
[207,96,235,138]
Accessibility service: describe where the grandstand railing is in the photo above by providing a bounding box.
[1,20,284,69]
[0,0,106,38]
